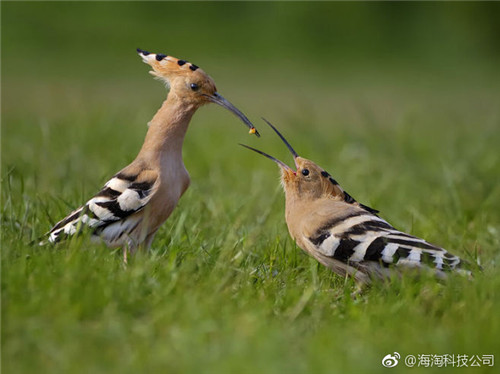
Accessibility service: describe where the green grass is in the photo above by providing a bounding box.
[2,2,500,373]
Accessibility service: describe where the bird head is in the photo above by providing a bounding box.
[137,48,259,136]
[240,119,346,201]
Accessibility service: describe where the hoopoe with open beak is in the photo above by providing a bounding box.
[241,119,471,284]
[46,49,259,259]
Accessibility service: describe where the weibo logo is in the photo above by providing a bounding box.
[382,352,400,368]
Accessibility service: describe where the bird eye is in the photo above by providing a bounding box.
[190,83,200,91]
[301,169,310,176]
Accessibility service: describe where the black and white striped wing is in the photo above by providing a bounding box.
[48,172,158,244]
[306,210,464,275]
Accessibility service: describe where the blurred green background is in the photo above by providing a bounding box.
[3,1,500,202]
[2,2,500,374]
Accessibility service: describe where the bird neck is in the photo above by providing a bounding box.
[138,94,198,165]
[285,193,307,234]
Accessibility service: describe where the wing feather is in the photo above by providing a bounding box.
[302,205,466,278]
[48,169,158,243]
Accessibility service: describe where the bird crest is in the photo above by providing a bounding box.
[137,48,216,98]
[138,48,206,79]
[137,48,258,136]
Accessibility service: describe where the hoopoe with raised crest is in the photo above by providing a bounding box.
[46,49,259,260]
[241,119,471,284]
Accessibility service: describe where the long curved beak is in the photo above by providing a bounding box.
[239,144,294,172]
[208,92,260,137]
[261,118,298,159]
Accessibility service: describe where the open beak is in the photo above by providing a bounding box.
[239,118,299,174]
[261,118,299,169]
[208,93,260,137]
[239,144,294,173]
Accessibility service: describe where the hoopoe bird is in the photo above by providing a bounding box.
[241,119,471,284]
[46,49,259,259]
